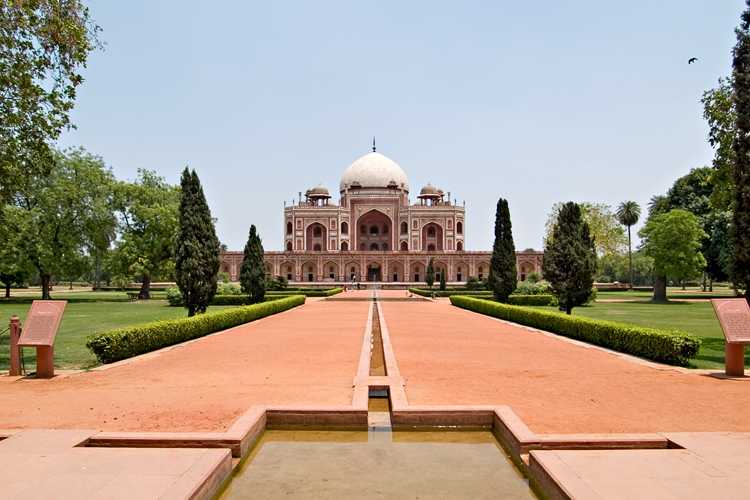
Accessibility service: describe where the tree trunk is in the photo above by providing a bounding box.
[627,225,633,289]
[653,275,668,302]
[187,304,196,317]
[702,272,707,292]
[94,252,102,290]
[709,278,714,292]
[138,274,151,300]
[41,274,51,300]
[5,282,10,298]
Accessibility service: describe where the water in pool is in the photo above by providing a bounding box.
[219,428,535,499]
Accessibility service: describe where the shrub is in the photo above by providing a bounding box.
[166,287,183,306]
[465,276,487,291]
[514,280,552,296]
[217,282,242,295]
[267,276,288,291]
[87,295,306,363]
[449,296,700,366]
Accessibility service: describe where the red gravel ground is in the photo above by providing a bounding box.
[381,300,750,434]
[0,300,367,432]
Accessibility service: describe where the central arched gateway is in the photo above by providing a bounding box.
[366,262,382,282]
[357,210,392,252]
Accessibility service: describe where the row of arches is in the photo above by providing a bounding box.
[285,239,464,252]
[286,211,464,252]
[271,261,489,282]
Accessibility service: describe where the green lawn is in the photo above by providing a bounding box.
[530,300,746,370]
[0,300,235,371]
[596,286,739,300]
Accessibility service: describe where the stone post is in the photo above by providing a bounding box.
[9,315,21,376]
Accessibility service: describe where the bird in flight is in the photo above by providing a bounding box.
[688,57,698,64]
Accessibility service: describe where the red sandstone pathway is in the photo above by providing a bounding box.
[380,299,750,435]
[0,300,368,433]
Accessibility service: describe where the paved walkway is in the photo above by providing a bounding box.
[380,299,750,434]
[0,300,368,432]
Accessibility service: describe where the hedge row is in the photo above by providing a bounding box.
[409,288,553,306]
[507,294,555,306]
[449,296,700,366]
[87,295,306,364]
[266,287,343,297]
[210,295,291,305]
[409,288,493,297]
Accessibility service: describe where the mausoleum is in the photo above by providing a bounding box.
[220,144,542,284]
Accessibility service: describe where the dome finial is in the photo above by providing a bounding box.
[372,136,376,152]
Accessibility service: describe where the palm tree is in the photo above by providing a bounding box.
[616,201,641,289]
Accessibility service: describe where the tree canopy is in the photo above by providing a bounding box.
[543,202,597,314]
[175,168,220,316]
[545,202,625,256]
[112,169,180,298]
[488,198,517,302]
[8,148,115,298]
[240,225,266,304]
[732,0,750,302]
[639,209,706,302]
[0,0,100,204]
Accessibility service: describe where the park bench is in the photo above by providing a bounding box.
[126,291,140,301]
[712,298,750,377]
[9,300,66,378]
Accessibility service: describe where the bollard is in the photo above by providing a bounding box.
[9,316,21,376]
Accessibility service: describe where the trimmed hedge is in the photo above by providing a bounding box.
[266,287,343,297]
[409,288,492,297]
[86,295,306,364]
[449,296,700,366]
[507,295,555,306]
[409,288,553,306]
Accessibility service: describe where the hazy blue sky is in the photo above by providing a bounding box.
[59,1,745,251]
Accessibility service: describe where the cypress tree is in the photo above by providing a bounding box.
[733,2,750,303]
[426,257,435,289]
[542,202,596,314]
[175,168,220,316]
[488,198,517,302]
[240,225,266,304]
[439,269,446,291]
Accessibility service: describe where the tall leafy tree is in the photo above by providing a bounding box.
[639,209,707,302]
[113,170,180,299]
[10,149,115,299]
[0,1,100,204]
[425,257,435,289]
[615,201,641,288]
[702,77,736,210]
[240,225,266,304]
[545,202,626,256]
[175,168,220,316]
[488,198,517,302]
[733,1,750,302]
[543,202,597,314]
[0,206,31,297]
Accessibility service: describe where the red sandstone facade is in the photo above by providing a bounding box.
[220,147,542,284]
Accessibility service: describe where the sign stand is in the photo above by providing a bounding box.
[712,299,750,377]
[9,300,66,378]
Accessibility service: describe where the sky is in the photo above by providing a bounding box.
[59,1,745,251]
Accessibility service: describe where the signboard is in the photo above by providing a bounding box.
[17,300,66,347]
[712,298,750,344]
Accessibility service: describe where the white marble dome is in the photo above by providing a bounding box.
[339,152,409,192]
